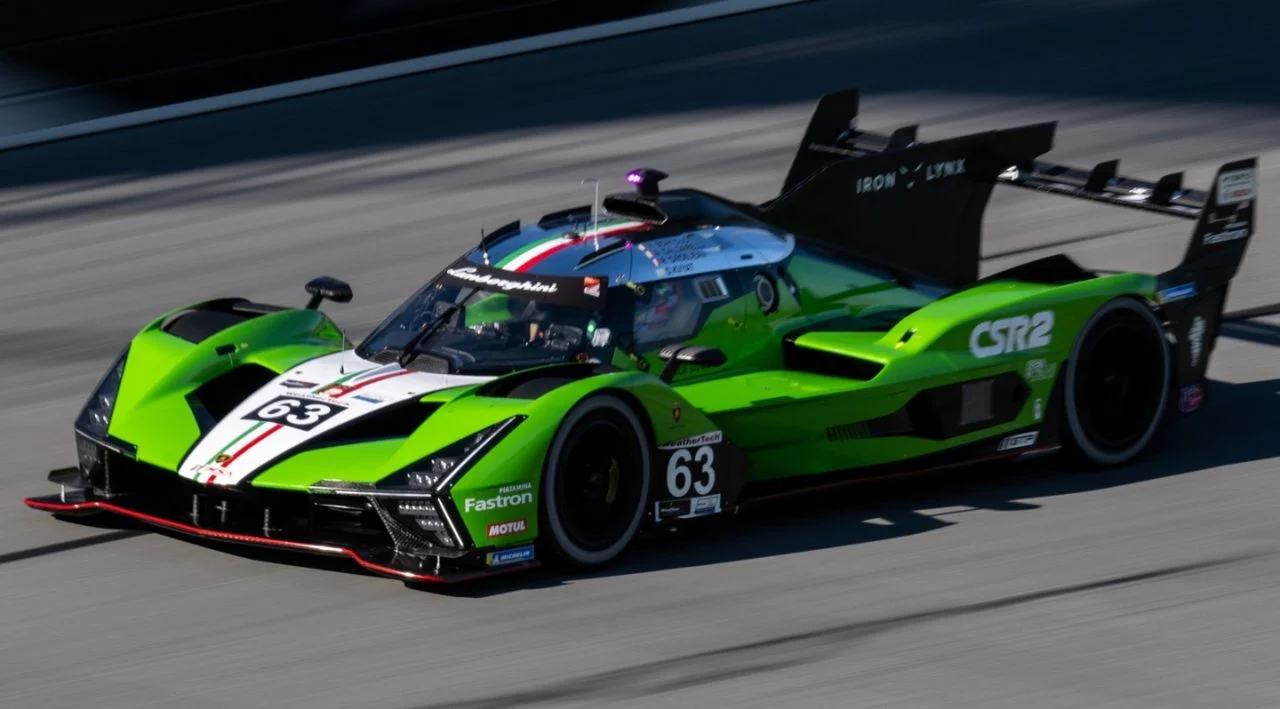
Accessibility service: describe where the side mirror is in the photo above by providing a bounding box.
[304,276,353,310]
[657,344,727,383]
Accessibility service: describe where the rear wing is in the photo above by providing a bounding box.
[763,87,1259,413]
[763,88,1257,292]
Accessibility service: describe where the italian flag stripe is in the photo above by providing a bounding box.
[207,421,264,465]
[223,423,283,467]
[315,367,372,392]
[495,221,649,272]
[496,236,574,271]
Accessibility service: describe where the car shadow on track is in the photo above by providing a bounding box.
[437,375,1280,597]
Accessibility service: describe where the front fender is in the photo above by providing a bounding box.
[106,304,344,471]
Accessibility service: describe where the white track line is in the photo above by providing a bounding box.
[0,0,809,153]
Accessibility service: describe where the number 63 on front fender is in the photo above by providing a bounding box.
[649,430,750,524]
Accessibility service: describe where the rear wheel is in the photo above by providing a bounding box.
[1063,297,1171,466]
[540,395,650,567]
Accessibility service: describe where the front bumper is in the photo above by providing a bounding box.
[26,441,540,584]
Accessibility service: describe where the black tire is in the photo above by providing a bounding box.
[1063,297,1171,467]
[540,395,650,567]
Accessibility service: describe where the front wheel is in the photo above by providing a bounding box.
[540,395,650,567]
[1063,297,1171,467]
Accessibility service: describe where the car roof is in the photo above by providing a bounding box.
[461,188,796,287]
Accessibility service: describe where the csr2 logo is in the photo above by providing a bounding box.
[969,311,1054,358]
[245,395,346,431]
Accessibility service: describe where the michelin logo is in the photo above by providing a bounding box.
[486,545,535,567]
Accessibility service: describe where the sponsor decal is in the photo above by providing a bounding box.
[1188,315,1206,368]
[1204,226,1248,245]
[672,403,682,423]
[214,453,232,464]
[855,159,966,194]
[1024,358,1057,383]
[193,464,231,483]
[970,311,1054,358]
[655,494,721,521]
[1033,398,1043,421]
[655,499,692,521]
[243,395,347,431]
[997,431,1039,452]
[281,379,316,389]
[352,394,382,404]
[1158,283,1198,303]
[1217,168,1257,205]
[445,266,560,295]
[1179,384,1204,413]
[464,487,534,513]
[659,431,724,450]
[583,276,602,298]
[486,545,535,567]
[486,519,528,538]
[591,327,612,347]
[691,494,721,516]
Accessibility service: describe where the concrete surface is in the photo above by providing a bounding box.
[1,0,1279,707]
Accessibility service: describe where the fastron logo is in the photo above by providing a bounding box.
[970,311,1054,358]
[446,267,559,295]
[464,489,534,513]
[487,519,527,538]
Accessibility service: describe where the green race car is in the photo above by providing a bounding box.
[27,88,1257,583]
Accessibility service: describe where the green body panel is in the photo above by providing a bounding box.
[672,264,1158,479]
[107,305,344,470]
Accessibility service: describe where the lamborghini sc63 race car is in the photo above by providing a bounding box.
[27,88,1258,583]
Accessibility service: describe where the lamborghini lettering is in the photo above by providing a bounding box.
[444,266,560,294]
[969,311,1054,358]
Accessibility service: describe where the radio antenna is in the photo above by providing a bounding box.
[479,227,490,266]
[339,329,348,374]
[582,178,601,251]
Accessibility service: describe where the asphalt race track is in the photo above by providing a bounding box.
[3,1,1280,706]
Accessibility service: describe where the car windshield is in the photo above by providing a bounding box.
[357,262,612,374]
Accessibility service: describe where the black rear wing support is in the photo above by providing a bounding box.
[768,87,1260,414]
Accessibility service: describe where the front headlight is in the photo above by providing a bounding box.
[368,416,524,551]
[376,416,524,494]
[75,348,128,439]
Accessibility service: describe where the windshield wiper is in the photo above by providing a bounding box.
[396,289,477,369]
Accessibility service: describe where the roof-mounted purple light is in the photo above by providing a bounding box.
[625,168,668,198]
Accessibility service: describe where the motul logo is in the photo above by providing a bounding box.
[487,519,527,538]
